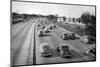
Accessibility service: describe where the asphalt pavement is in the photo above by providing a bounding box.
[11,18,95,65]
[11,19,35,65]
[35,18,95,65]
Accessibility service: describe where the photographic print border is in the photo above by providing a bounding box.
[10,0,96,66]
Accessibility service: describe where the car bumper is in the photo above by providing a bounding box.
[60,54,71,58]
[41,53,51,57]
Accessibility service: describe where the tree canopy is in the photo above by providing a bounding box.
[80,12,96,37]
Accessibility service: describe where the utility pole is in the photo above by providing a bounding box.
[74,16,76,34]
[69,8,70,22]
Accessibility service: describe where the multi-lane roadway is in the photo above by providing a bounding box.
[35,18,95,65]
[11,17,95,66]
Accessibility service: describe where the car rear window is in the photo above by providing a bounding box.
[62,46,69,49]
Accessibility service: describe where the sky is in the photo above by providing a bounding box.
[12,1,95,18]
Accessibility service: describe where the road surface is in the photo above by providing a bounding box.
[11,18,35,65]
[11,18,95,65]
[35,18,95,65]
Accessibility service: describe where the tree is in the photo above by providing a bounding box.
[48,15,58,23]
[62,16,66,21]
[23,14,28,19]
[81,12,92,24]
[72,17,75,22]
[78,18,81,23]
[80,12,96,37]
[85,15,96,37]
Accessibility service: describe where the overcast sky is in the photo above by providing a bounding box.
[12,1,95,18]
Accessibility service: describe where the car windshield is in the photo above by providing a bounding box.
[62,46,69,49]
[43,46,49,50]
[64,34,67,35]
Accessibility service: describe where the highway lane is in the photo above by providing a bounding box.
[11,20,29,37]
[35,18,95,65]
[11,19,35,65]
[51,27,95,61]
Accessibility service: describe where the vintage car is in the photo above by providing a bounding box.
[41,25,45,29]
[44,27,50,33]
[56,44,71,58]
[38,30,44,36]
[80,35,96,44]
[61,32,76,40]
[50,24,56,29]
[49,25,53,29]
[53,25,56,28]
[39,43,51,57]
[37,24,41,27]
[86,46,96,57]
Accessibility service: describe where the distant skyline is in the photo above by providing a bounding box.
[12,1,95,18]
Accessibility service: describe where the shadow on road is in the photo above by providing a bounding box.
[70,50,83,58]
[44,49,90,59]
[40,34,52,37]
[49,49,83,59]
[50,49,59,57]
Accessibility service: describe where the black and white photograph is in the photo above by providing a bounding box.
[11,0,96,66]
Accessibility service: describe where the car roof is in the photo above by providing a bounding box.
[39,29,44,31]
[40,43,49,47]
[64,33,72,36]
[59,43,69,46]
